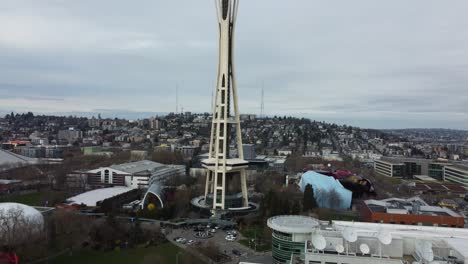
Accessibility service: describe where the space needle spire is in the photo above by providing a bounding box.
[202,0,249,211]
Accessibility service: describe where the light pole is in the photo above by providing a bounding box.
[176,251,182,264]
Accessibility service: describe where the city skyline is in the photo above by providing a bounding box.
[1,0,468,129]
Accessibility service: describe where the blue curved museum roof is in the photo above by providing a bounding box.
[299,171,352,210]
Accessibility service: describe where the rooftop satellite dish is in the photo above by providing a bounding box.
[312,234,326,251]
[360,243,370,254]
[335,244,344,254]
[377,230,392,245]
[343,227,358,242]
[415,240,434,262]
[420,241,434,262]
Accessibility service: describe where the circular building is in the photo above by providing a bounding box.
[0,203,44,246]
[267,215,319,264]
[0,203,44,226]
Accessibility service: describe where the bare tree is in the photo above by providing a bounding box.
[0,206,46,261]
[49,211,91,252]
[0,206,42,247]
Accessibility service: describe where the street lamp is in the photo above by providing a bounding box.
[176,252,182,264]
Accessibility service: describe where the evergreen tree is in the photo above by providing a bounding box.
[303,184,317,212]
[283,199,291,215]
[291,200,301,215]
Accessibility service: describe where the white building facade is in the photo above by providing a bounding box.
[267,215,468,264]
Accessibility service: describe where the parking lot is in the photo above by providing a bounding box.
[166,224,270,264]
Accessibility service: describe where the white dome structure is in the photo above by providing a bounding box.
[0,202,44,227]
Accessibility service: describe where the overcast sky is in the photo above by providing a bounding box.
[1,0,468,129]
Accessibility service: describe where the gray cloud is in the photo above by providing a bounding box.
[1,0,468,129]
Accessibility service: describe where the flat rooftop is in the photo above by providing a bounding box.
[333,221,468,260]
[413,182,466,193]
[365,197,462,217]
[66,186,133,207]
[267,215,319,234]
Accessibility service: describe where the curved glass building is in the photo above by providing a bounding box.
[267,215,319,264]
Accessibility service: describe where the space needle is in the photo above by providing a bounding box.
[201,0,249,211]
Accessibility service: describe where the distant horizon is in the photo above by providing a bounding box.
[2,109,468,131]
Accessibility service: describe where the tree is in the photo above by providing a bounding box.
[49,211,91,252]
[303,184,317,212]
[151,150,184,165]
[291,200,301,215]
[129,221,145,245]
[0,206,46,261]
[329,189,343,210]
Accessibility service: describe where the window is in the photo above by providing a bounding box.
[104,170,110,183]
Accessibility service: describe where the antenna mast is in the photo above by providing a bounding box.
[260,83,265,118]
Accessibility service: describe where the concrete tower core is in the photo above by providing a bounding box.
[202,0,249,211]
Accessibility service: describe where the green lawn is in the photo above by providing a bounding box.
[239,239,271,252]
[0,191,69,206]
[239,227,271,252]
[49,243,205,264]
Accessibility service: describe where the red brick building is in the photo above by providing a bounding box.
[361,196,465,228]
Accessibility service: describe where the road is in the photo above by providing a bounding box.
[166,227,271,264]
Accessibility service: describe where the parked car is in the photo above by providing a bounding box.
[176,237,187,244]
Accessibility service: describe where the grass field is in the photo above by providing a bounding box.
[49,243,205,264]
[239,227,271,252]
[0,191,69,206]
[239,239,271,252]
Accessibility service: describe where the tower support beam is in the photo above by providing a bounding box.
[202,0,248,211]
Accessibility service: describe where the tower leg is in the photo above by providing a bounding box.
[241,170,248,207]
[204,170,212,201]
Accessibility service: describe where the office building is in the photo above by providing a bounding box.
[58,128,82,144]
[374,158,427,178]
[428,162,446,181]
[374,159,405,178]
[243,144,256,160]
[67,160,185,189]
[177,146,199,159]
[149,117,162,130]
[444,165,468,188]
